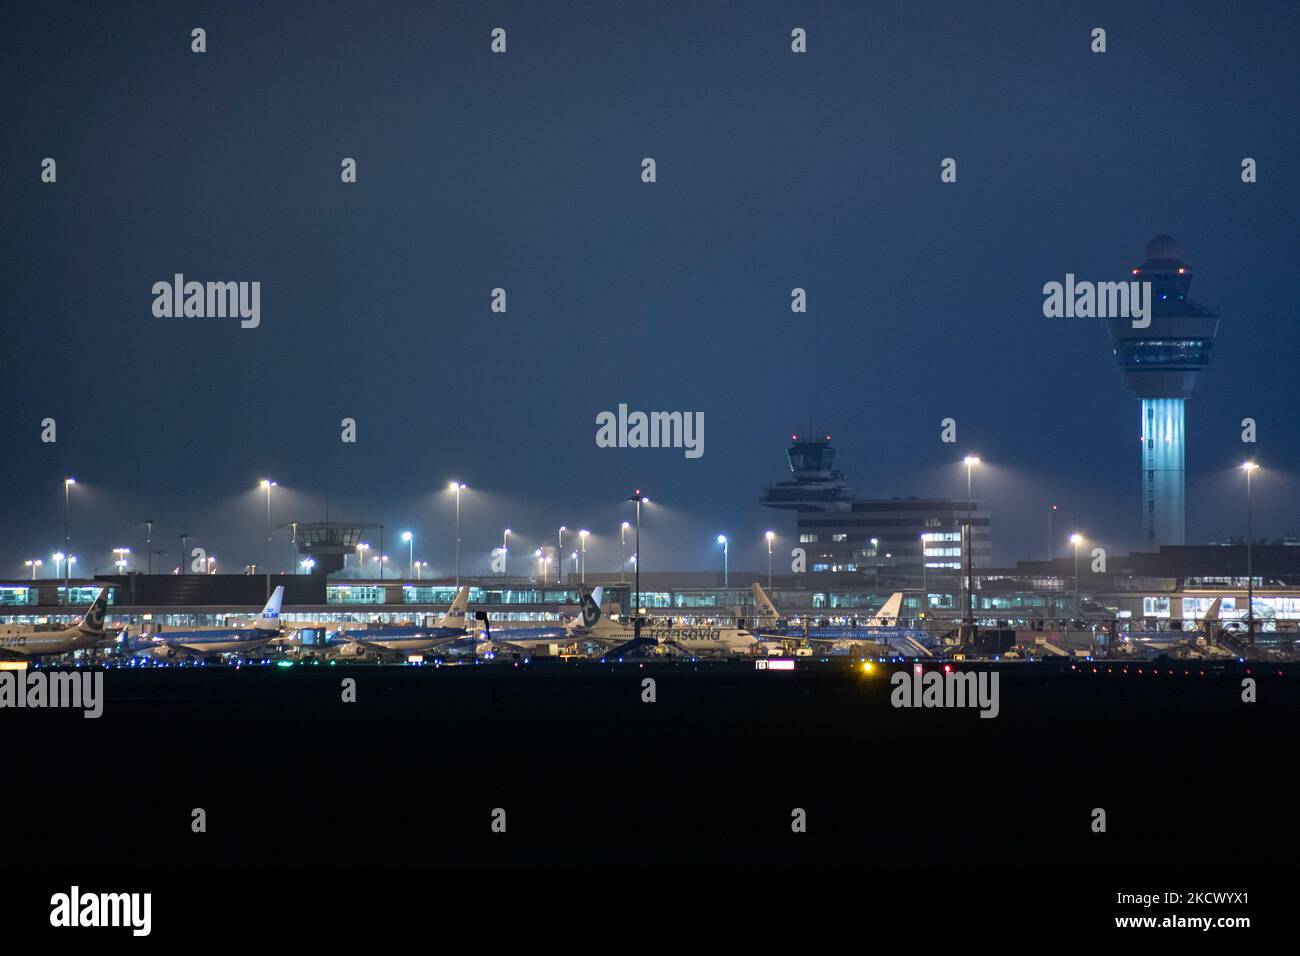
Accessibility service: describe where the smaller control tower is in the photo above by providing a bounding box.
[283,522,380,575]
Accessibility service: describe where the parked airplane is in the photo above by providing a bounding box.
[467,588,597,655]
[122,586,285,659]
[282,586,472,661]
[751,583,934,656]
[1119,597,1236,658]
[471,587,643,656]
[0,587,113,660]
[502,586,779,657]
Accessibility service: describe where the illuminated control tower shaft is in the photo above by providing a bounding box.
[1108,236,1219,548]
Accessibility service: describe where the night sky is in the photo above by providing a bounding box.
[3,0,1298,578]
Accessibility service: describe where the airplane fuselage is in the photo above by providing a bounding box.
[346,625,467,652]
[130,626,278,658]
[757,624,929,644]
[477,625,569,649]
[281,623,470,659]
[0,625,103,659]
[570,621,761,655]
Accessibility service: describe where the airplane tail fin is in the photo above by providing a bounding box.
[258,586,285,625]
[752,582,781,623]
[1201,597,1223,623]
[77,587,110,635]
[576,585,603,630]
[869,592,905,627]
[437,586,472,629]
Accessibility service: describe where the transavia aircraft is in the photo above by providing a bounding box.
[480,586,781,657]
[0,588,113,660]
[279,586,472,661]
[751,583,935,657]
[122,586,285,659]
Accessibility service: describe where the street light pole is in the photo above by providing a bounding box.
[579,530,588,584]
[962,457,980,630]
[621,522,629,584]
[717,534,728,588]
[765,531,774,589]
[558,527,566,583]
[145,519,154,574]
[260,479,276,571]
[62,477,74,603]
[1243,462,1258,644]
[449,482,465,587]
[920,533,927,611]
[1070,533,1083,617]
[502,529,511,580]
[627,492,647,620]
[262,481,274,541]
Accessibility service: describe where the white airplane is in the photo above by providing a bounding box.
[496,586,778,657]
[282,586,472,661]
[751,583,933,655]
[752,582,783,627]
[123,586,285,659]
[1121,597,1233,657]
[0,587,113,660]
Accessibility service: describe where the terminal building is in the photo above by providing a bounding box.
[760,434,990,577]
[1,542,1298,642]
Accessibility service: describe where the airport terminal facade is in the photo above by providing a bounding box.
[3,543,1299,639]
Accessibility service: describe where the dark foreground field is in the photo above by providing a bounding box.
[3,659,1295,867]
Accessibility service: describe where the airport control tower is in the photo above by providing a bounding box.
[1108,236,1219,548]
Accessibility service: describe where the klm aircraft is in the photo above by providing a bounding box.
[284,586,472,661]
[123,586,285,659]
[478,586,777,657]
[469,595,582,655]
[751,583,934,656]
